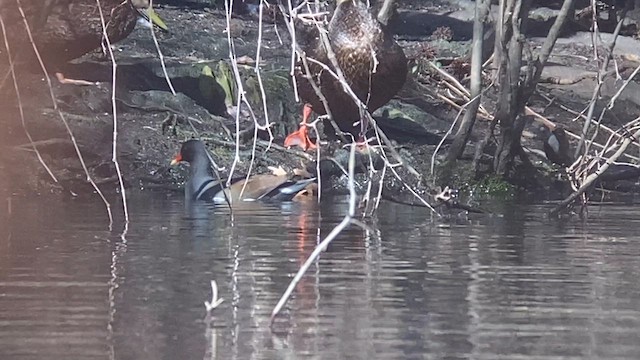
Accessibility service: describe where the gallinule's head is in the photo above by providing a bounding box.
[170,140,218,202]
[170,139,208,165]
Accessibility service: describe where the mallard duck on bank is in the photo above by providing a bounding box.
[284,0,407,151]
[0,0,166,84]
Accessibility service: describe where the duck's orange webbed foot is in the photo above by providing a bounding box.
[355,136,368,151]
[284,125,317,151]
[284,104,317,151]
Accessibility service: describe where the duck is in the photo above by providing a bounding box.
[543,125,573,167]
[284,0,407,151]
[1,0,167,85]
[170,140,316,203]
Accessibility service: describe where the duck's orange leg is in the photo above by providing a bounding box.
[284,104,317,151]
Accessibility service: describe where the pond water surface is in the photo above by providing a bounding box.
[1,192,640,359]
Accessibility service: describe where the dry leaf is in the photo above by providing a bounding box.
[268,166,288,176]
[236,55,256,65]
[293,167,313,178]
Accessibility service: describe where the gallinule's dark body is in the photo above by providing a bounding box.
[171,140,316,203]
[544,125,573,167]
[541,125,640,183]
[284,0,407,151]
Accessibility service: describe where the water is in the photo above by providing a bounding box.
[1,192,640,360]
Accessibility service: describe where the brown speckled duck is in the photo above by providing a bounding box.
[0,0,166,84]
[285,0,407,151]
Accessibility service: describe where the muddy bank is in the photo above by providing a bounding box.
[2,0,640,204]
[0,1,454,201]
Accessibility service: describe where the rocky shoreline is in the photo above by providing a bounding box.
[3,0,640,205]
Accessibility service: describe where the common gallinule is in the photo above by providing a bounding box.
[284,0,407,151]
[544,125,573,167]
[171,140,316,203]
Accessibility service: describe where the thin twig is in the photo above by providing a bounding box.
[0,12,58,183]
[552,122,640,215]
[575,8,626,159]
[13,1,113,225]
[270,143,361,323]
[147,0,176,95]
[223,0,268,202]
[96,0,129,223]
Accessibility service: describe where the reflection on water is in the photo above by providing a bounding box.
[1,193,640,359]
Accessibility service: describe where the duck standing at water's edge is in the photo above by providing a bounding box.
[285,0,407,151]
[170,140,316,203]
